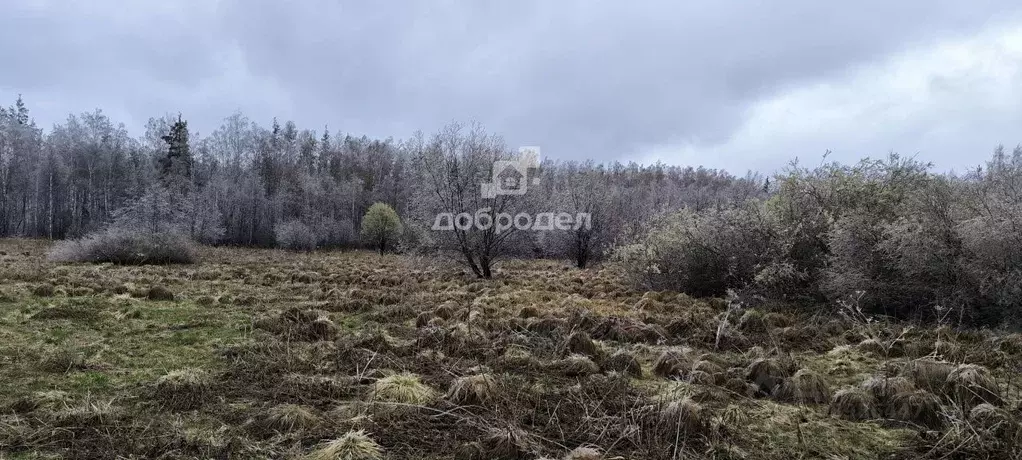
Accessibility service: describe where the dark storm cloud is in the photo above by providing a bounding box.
[1,1,1020,170]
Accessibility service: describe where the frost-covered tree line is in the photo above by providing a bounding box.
[0,97,761,260]
[8,96,1022,325]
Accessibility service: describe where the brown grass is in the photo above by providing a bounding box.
[1,239,1019,459]
[775,368,831,404]
[905,359,954,393]
[445,374,499,406]
[829,387,876,421]
[154,368,210,410]
[862,375,915,415]
[369,372,436,404]
[889,389,944,429]
[946,363,1001,407]
[306,430,383,460]
[602,350,642,377]
[653,349,691,379]
[745,358,788,396]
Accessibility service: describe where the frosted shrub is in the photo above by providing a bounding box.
[613,203,778,297]
[275,220,318,252]
[48,225,196,265]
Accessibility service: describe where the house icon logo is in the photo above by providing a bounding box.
[481,146,541,198]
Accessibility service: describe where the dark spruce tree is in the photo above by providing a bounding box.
[159,115,191,180]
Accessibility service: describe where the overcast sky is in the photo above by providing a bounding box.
[3,1,1022,174]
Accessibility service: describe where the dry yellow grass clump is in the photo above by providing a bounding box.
[551,355,600,377]
[155,368,210,410]
[306,430,383,460]
[829,387,876,421]
[656,397,708,438]
[563,446,604,460]
[862,375,915,410]
[602,350,642,377]
[445,373,499,406]
[775,368,831,404]
[370,372,437,405]
[945,363,1001,407]
[259,403,322,433]
[905,359,954,393]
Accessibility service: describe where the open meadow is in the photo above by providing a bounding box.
[0,238,1019,459]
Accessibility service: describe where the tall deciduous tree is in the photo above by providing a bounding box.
[414,123,525,278]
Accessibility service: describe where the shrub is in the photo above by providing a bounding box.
[275,220,317,251]
[394,219,433,254]
[48,226,196,265]
[360,202,403,254]
[314,217,356,248]
[817,153,1022,325]
[612,203,778,297]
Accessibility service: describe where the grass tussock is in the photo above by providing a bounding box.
[445,373,499,406]
[829,387,876,421]
[862,375,915,409]
[905,359,954,393]
[745,358,788,396]
[370,372,437,405]
[653,349,691,379]
[889,389,944,429]
[655,397,709,439]
[155,368,210,410]
[775,368,830,404]
[306,430,384,460]
[945,363,1001,407]
[602,350,642,377]
[258,403,322,433]
[550,354,600,377]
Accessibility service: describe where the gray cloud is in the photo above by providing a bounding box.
[2,0,1020,171]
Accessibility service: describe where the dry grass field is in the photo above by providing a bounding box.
[0,238,1019,459]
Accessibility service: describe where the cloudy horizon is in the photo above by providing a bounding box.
[3,1,1022,175]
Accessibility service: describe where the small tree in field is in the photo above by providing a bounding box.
[361,203,403,254]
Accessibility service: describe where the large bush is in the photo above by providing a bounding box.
[613,203,779,297]
[792,151,1022,325]
[360,203,403,254]
[48,226,196,265]
[614,151,1022,326]
[314,218,356,248]
[275,220,318,252]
